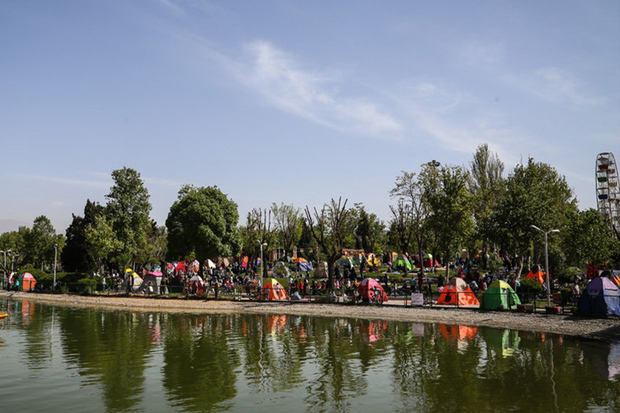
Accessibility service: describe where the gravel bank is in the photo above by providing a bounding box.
[2,291,619,341]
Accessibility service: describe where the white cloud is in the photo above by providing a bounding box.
[506,67,605,105]
[237,40,403,138]
[20,173,110,189]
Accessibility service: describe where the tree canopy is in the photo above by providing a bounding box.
[166,185,241,263]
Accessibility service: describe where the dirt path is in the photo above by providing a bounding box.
[2,291,619,341]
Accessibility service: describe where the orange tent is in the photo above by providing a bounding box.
[526,266,546,285]
[259,278,289,301]
[19,273,37,291]
[438,324,479,342]
[437,278,480,306]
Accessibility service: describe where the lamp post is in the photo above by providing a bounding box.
[258,242,267,286]
[530,225,560,307]
[53,244,58,292]
[11,251,18,277]
[0,249,10,289]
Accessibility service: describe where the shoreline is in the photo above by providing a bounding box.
[2,290,620,341]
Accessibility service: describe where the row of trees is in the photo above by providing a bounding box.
[1,145,618,289]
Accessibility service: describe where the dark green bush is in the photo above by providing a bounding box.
[519,278,543,295]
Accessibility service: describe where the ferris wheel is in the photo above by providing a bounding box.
[596,152,620,237]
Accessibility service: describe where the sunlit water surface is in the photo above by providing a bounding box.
[1,299,618,412]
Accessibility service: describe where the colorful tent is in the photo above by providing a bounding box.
[189,275,205,294]
[438,324,478,342]
[337,256,354,269]
[259,278,289,301]
[272,261,291,277]
[139,271,162,294]
[366,254,381,267]
[610,271,620,287]
[18,273,37,291]
[437,277,480,306]
[357,278,388,303]
[175,261,187,275]
[525,266,546,285]
[314,261,329,278]
[481,280,521,310]
[578,277,620,316]
[394,254,412,271]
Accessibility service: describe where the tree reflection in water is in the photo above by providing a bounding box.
[2,300,619,413]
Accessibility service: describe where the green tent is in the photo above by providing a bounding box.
[481,280,521,310]
[393,254,412,271]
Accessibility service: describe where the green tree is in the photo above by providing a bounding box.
[62,200,104,273]
[421,164,473,281]
[166,185,241,266]
[467,144,505,268]
[271,203,302,256]
[562,209,620,268]
[390,170,429,275]
[0,227,29,273]
[239,207,274,266]
[24,215,62,270]
[491,158,577,276]
[105,167,152,268]
[304,198,351,289]
[354,204,385,253]
[85,213,120,275]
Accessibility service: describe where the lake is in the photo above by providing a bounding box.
[0,299,618,412]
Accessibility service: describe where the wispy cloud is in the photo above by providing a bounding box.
[20,173,110,189]
[234,40,403,138]
[506,67,605,105]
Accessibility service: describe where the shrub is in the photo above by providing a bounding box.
[556,267,582,286]
[519,278,543,295]
[77,278,97,294]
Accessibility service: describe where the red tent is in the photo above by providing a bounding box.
[175,261,187,275]
[357,278,388,303]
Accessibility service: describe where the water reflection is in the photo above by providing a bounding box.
[0,299,618,412]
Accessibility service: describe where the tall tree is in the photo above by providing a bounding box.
[270,203,302,256]
[353,204,385,253]
[85,214,120,275]
[421,164,473,281]
[562,209,620,268]
[24,215,62,269]
[62,200,104,273]
[467,144,505,267]
[304,198,351,289]
[239,207,274,266]
[491,158,578,276]
[390,170,429,275]
[105,167,152,268]
[166,185,241,267]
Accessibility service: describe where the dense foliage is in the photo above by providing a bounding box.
[2,146,619,280]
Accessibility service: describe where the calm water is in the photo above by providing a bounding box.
[0,299,618,413]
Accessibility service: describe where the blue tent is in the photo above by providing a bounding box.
[578,277,620,316]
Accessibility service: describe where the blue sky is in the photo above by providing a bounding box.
[1,0,619,234]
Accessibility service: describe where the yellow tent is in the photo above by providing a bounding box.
[259,278,289,301]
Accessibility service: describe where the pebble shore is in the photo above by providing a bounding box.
[2,290,619,341]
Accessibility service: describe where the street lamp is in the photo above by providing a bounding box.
[53,244,58,292]
[258,241,267,287]
[530,225,560,307]
[0,249,10,289]
[11,251,18,278]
